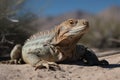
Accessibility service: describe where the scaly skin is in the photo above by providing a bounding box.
[10,19,109,70]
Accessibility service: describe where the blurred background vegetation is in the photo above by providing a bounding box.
[0,0,120,59]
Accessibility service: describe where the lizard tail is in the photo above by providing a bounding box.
[96,50,120,57]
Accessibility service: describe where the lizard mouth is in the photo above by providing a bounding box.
[64,25,87,36]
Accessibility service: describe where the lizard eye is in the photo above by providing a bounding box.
[69,20,74,24]
[75,20,78,24]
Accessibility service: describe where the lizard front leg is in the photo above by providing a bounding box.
[23,44,63,71]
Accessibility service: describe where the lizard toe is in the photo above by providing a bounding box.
[34,60,61,71]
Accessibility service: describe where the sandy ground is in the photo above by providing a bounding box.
[0,53,120,80]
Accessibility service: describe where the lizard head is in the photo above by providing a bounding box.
[59,18,89,37]
[54,19,89,45]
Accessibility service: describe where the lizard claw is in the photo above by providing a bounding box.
[0,59,22,64]
[8,58,22,64]
[34,60,61,71]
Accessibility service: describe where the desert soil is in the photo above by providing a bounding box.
[0,52,120,80]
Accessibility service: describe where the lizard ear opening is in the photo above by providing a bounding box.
[56,27,61,36]
[51,26,67,46]
[55,25,65,36]
[51,26,61,46]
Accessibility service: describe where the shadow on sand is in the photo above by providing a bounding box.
[57,60,120,69]
[101,64,120,68]
[1,57,120,69]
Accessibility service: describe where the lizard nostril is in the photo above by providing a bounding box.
[83,20,88,25]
